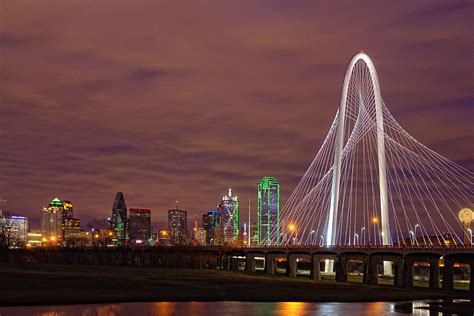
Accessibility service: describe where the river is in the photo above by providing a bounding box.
[0,301,448,316]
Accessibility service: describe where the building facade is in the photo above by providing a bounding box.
[193,227,206,245]
[64,218,81,241]
[0,211,28,248]
[129,208,152,244]
[202,210,220,245]
[41,197,63,243]
[219,189,239,244]
[257,176,281,245]
[168,209,187,245]
[111,192,128,245]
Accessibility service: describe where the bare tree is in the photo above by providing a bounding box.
[88,218,114,248]
[0,217,15,249]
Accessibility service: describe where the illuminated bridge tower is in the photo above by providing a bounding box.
[327,52,391,248]
[258,176,281,246]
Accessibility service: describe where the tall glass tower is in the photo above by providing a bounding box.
[219,189,239,244]
[258,177,280,245]
[112,192,128,245]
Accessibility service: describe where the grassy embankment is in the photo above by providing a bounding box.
[0,263,470,306]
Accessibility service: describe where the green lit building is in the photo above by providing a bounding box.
[111,192,128,245]
[258,177,280,245]
[219,189,239,244]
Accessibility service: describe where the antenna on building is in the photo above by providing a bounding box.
[175,200,179,209]
[248,197,251,246]
[228,188,232,196]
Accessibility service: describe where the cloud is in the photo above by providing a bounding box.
[0,0,471,232]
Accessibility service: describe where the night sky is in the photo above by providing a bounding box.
[1,1,472,230]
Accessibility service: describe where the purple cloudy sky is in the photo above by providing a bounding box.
[1,1,472,230]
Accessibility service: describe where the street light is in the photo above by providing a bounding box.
[289,224,297,245]
[360,227,366,245]
[409,230,417,246]
[372,217,379,245]
[354,233,359,245]
[468,228,473,245]
[414,224,426,245]
[319,235,324,247]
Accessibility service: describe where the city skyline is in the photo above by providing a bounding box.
[1,1,473,230]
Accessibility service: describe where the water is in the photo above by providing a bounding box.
[0,301,443,316]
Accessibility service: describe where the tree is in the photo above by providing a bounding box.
[88,218,114,248]
[0,217,15,249]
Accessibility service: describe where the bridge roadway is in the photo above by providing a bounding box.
[208,245,474,292]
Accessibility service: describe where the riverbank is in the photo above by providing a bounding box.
[0,263,470,306]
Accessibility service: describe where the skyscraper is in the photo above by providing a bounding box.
[62,200,73,220]
[168,208,187,245]
[111,192,128,245]
[258,176,280,245]
[61,200,75,241]
[219,189,239,244]
[202,210,220,245]
[129,208,152,244]
[41,197,63,243]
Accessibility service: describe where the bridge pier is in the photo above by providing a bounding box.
[287,253,311,278]
[245,253,257,272]
[442,255,474,292]
[369,255,403,286]
[335,256,347,283]
[287,254,297,277]
[310,254,337,280]
[402,254,440,289]
[338,254,369,284]
[265,253,286,275]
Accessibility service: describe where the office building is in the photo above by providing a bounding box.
[202,210,220,245]
[219,189,239,244]
[249,222,259,246]
[168,208,187,245]
[258,176,281,245]
[193,227,207,245]
[129,208,152,244]
[64,218,81,240]
[0,211,28,247]
[41,197,63,242]
[111,192,128,245]
[26,231,43,248]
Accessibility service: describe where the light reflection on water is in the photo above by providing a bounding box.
[0,301,441,316]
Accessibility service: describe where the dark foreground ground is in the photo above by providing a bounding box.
[0,263,472,307]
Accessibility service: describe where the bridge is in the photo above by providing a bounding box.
[222,52,474,291]
[202,245,473,292]
[270,52,472,250]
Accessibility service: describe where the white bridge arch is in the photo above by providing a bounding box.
[274,52,473,251]
[328,52,390,247]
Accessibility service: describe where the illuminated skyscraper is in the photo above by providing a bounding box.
[168,208,187,245]
[202,210,220,245]
[62,200,73,220]
[61,200,75,241]
[111,192,128,245]
[0,211,28,247]
[258,177,280,245]
[41,197,63,242]
[219,189,239,244]
[129,208,152,244]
